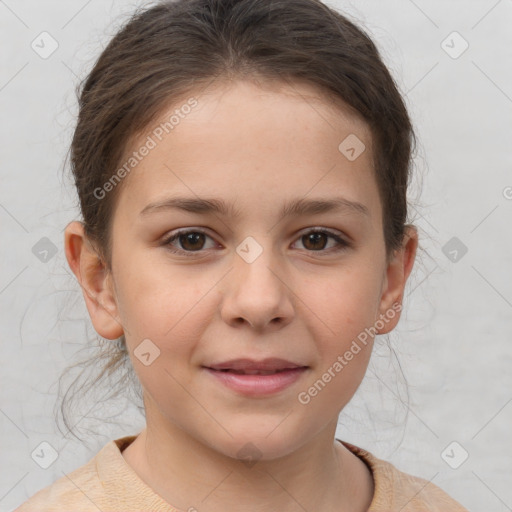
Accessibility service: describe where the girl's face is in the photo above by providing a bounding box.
[69,79,417,460]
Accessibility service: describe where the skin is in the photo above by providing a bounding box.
[65,78,418,512]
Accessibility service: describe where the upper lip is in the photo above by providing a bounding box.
[205,358,307,371]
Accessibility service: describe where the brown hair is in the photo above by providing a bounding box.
[58,0,419,441]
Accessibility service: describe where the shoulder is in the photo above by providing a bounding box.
[338,440,469,512]
[14,456,102,512]
[14,436,135,512]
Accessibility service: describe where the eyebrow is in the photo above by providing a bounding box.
[139,196,370,219]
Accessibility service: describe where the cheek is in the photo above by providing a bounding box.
[296,279,376,414]
[115,253,210,339]
[300,268,380,345]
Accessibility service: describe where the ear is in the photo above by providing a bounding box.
[64,221,124,340]
[376,225,418,334]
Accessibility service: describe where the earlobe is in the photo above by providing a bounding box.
[64,221,124,340]
[376,225,419,334]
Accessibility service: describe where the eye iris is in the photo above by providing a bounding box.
[180,232,205,251]
[303,232,327,251]
[171,231,337,253]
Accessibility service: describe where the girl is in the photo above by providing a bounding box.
[16,0,469,510]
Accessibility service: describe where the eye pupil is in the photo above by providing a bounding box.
[181,232,205,251]
[166,229,346,256]
[303,232,327,250]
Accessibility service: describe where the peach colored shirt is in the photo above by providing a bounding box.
[15,434,468,511]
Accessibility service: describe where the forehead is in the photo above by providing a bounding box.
[115,78,379,221]
[163,77,372,154]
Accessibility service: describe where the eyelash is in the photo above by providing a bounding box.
[161,228,350,256]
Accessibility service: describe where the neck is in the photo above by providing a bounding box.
[122,421,373,512]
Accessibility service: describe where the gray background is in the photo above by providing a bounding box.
[1,0,512,510]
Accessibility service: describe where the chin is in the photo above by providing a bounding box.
[207,426,311,464]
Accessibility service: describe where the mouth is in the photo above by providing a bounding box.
[203,358,309,396]
[204,357,308,373]
[212,368,295,375]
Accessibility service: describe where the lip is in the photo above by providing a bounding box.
[203,358,309,396]
[206,357,304,372]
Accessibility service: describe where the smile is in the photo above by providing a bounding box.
[203,361,309,396]
[216,368,291,375]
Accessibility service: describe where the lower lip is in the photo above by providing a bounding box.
[204,367,307,396]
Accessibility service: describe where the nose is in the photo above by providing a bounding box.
[219,241,295,332]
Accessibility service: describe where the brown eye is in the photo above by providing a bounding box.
[162,228,350,256]
[163,229,215,254]
[302,232,328,250]
[178,232,206,251]
[293,229,350,253]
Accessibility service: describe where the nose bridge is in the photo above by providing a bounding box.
[220,232,294,329]
[234,233,281,289]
